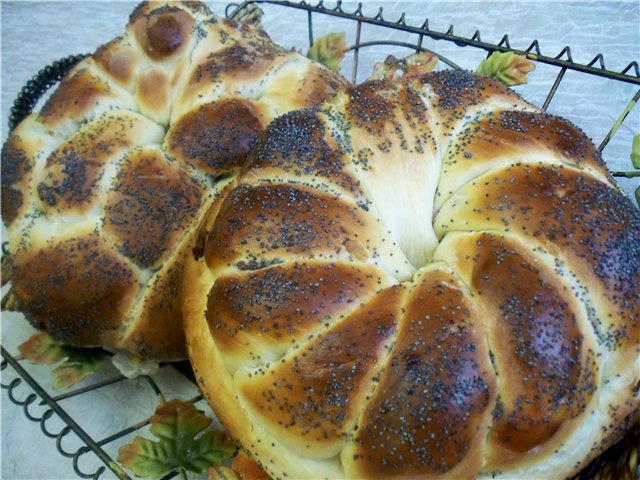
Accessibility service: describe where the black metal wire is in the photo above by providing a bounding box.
[225,0,640,185]
[7,53,89,132]
[48,376,128,403]
[598,89,640,154]
[345,41,462,71]
[541,67,567,111]
[2,346,205,479]
[1,347,131,480]
[226,0,640,86]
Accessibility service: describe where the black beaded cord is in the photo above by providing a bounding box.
[8,53,89,132]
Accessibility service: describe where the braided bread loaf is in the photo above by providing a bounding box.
[1,1,345,360]
[184,70,640,478]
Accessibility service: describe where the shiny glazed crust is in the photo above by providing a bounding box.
[184,71,640,478]
[1,1,345,360]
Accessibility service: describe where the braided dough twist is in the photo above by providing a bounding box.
[185,70,640,478]
[1,1,345,360]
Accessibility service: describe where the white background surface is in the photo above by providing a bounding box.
[1,1,639,479]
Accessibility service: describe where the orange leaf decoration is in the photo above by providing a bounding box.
[18,331,108,388]
[209,451,271,480]
[18,332,70,365]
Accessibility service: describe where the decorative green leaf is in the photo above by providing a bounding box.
[51,349,109,389]
[18,332,71,365]
[631,134,640,169]
[119,400,237,478]
[477,51,535,86]
[307,32,346,72]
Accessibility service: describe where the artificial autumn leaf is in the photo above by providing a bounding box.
[477,51,535,86]
[51,349,109,389]
[307,32,346,72]
[631,133,640,169]
[19,331,108,388]
[209,465,242,480]
[0,288,19,311]
[208,451,271,480]
[368,52,439,81]
[119,399,237,478]
[18,331,71,365]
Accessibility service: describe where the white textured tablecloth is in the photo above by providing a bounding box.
[1,1,639,479]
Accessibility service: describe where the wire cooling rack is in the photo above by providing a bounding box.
[2,1,639,479]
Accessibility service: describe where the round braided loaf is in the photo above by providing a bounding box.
[1,1,345,360]
[184,70,640,478]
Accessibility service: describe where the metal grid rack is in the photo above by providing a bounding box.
[2,1,639,479]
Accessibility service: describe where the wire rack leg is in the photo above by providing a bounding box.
[1,346,132,480]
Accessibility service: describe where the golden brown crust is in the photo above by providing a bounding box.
[37,111,162,215]
[120,241,190,360]
[1,126,35,223]
[184,70,640,478]
[204,183,387,270]
[438,232,602,470]
[435,110,613,210]
[238,284,405,458]
[345,267,495,479]
[12,231,138,346]
[103,147,205,269]
[413,70,535,137]
[166,99,268,174]
[38,67,136,131]
[191,42,282,84]
[129,4,197,61]
[206,261,395,372]
[1,0,345,360]
[93,38,140,89]
[435,163,640,353]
